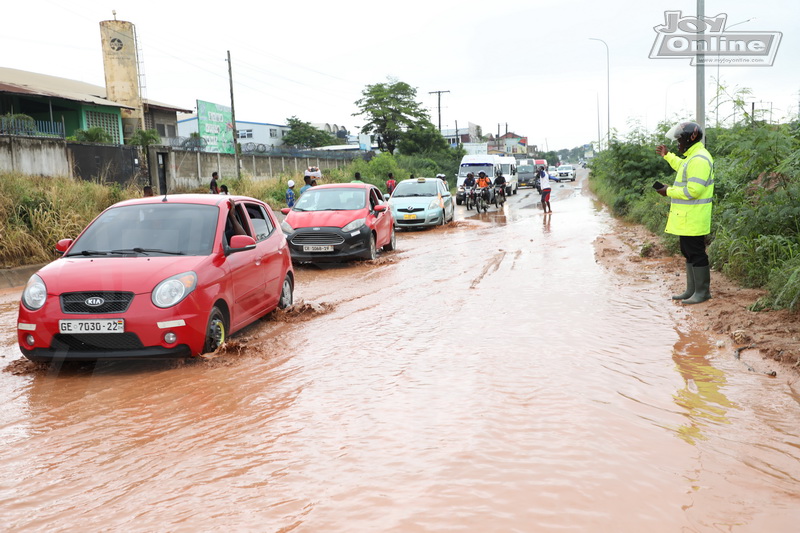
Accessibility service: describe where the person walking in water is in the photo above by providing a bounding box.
[538,166,553,213]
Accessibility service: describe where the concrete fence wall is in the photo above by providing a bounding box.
[0,136,71,177]
[0,136,351,191]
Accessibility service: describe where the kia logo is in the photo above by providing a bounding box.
[85,297,105,307]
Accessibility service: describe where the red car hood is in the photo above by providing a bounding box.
[36,255,211,295]
[285,209,365,229]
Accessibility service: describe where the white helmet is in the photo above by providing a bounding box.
[288,180,295,187]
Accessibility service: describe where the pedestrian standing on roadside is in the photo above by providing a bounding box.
[209,172,220,194]
[286,180,296,208]
[538,166,553,213]
[219,185,229,195]
[655,121,714,305]
[143,185,154,197]
[351,172,364,184]
[386,172,397,195]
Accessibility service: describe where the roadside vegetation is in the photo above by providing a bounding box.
[588,116,800,312]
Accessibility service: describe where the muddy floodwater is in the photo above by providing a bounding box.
[1,170,799,532]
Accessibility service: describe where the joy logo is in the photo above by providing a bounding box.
[650,11,782,67]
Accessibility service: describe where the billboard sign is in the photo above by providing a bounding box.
[197,100,235,154]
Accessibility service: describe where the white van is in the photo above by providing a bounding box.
[497,156,519,196]
[455,154,502,205]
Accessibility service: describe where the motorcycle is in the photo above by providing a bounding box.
[475,187,490,213]
[463,186,476,211]
[493,182,506,208]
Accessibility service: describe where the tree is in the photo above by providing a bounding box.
[128,128,161,148]
[397,119,449,155]
[74,127,112,144]
[353,78,429,154]
[282,116,339,148]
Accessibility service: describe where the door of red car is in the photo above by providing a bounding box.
[368,187,392,246]
[243,202,284,311]
[224,203,266,329]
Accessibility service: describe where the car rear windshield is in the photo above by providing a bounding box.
[392,180,438,197]
[293,188,366,211]
[67,204,218,256]
[458,163,494,177]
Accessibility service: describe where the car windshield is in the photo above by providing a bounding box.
[392,180,438,197]
[66,203,218,257]
[518,165,535,173]
[459,163,493,177]
[559,165,573,170]
[548,166,556,172]
[293,188,366,211]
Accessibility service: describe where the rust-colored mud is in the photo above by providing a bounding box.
[0,170,798,531]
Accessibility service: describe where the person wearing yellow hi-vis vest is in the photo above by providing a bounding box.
[655,121,714,305]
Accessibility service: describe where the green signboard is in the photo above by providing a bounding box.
[197,100,234,154]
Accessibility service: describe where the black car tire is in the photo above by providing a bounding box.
[383,227,396,251]
[203,306,227,354]
[364,234,377,261]
[456,197,462,206]
[278,275,293,309]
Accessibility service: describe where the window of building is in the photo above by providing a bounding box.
[85,110,121,144]
[281,130,287,137]
[238,129,253,139]
[270,129,278,138]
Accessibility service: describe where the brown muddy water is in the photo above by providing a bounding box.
[1,171,798,532]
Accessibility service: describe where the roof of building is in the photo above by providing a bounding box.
[0,67,192,113]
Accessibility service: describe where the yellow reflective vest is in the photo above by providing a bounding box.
[663,142,714,236]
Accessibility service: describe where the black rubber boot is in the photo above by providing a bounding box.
[672,262,695,300]
[682,265,711,304]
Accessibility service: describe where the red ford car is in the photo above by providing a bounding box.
[280,183,395,263]
[17,194,293,361]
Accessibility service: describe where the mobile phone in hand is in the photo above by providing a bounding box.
[653,181,665,190]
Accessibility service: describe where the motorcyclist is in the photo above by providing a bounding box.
[463,172,476,188]
[493,172,507,200]
[476,171,493,203]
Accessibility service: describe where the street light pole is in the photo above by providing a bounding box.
[589,38,610,149]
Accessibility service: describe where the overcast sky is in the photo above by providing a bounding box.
[3,0,797,151]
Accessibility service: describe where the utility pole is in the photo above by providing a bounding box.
[428,90,450,131]
[227,50,241,180]
[696,0,705,133]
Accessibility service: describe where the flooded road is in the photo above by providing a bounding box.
[1,170,799,532]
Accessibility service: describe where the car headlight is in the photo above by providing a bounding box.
[22,274,47,310]
[280,220,294,234]
[341,218,366,233]
[152,271,197,308]
[428,199,440,210]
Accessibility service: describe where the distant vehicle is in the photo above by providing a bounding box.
[389,177,454,229]
[557,164,576,181]
[517,164,538,188]
[18,194,294,361]
[281,183,395,263]
[497,156,519,196]
[548,166,558,177]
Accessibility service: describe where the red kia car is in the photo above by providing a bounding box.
[17,194,293,361]
[280,183,395,263]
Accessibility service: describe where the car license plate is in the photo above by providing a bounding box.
[303,245,333,252]
[59,319,124,334]
[403,214,417,220]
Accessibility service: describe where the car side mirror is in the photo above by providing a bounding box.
[56,238,73,255]
[226,235,257,255]
[383,194,390,201]
[374,204,388,213]
[280,208,290,215]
